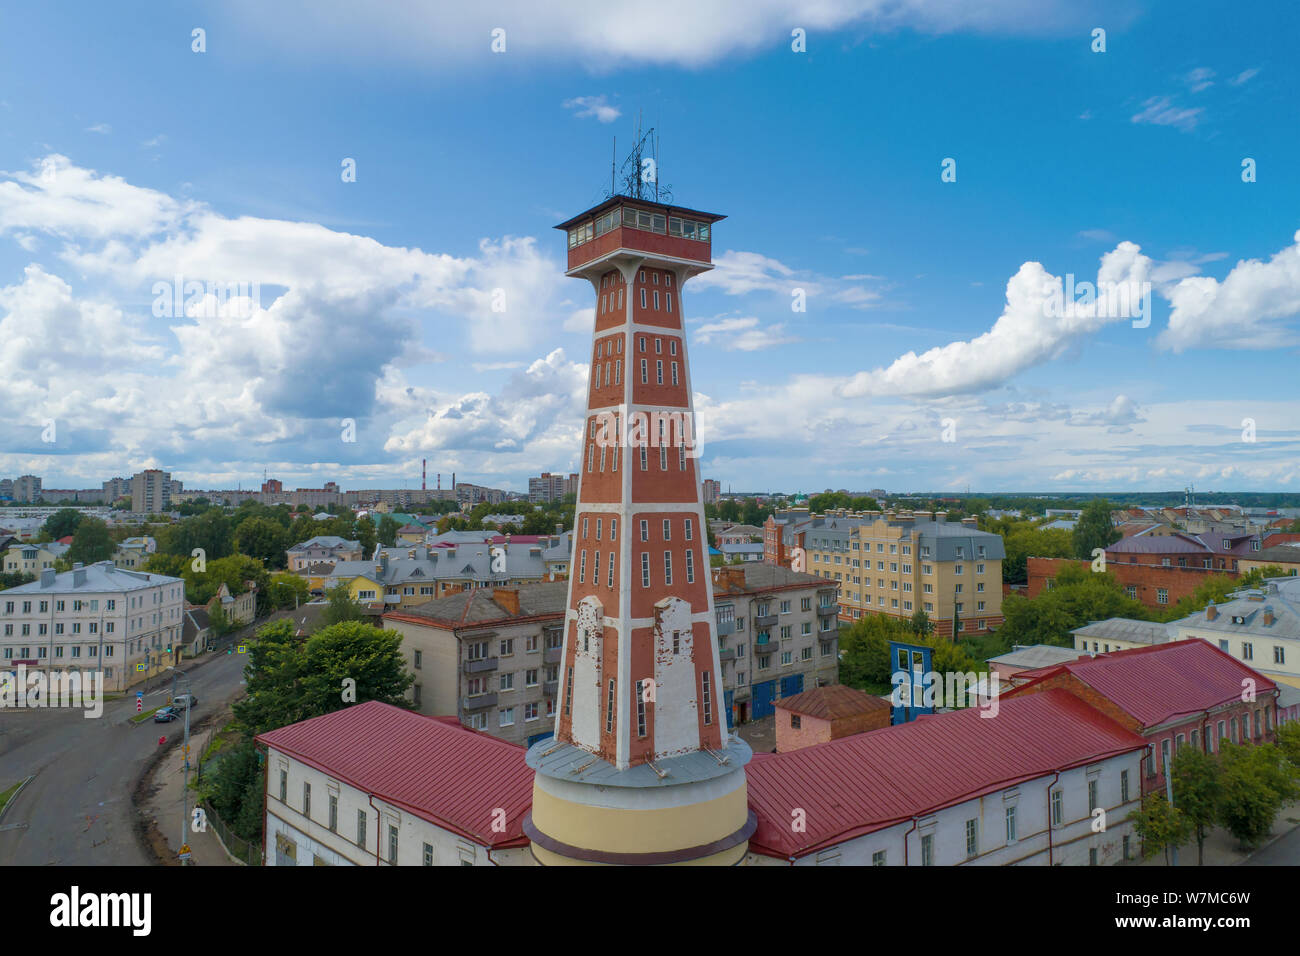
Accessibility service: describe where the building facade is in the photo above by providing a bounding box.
[130,469,172,513]
[0,562,186,692]
[805,511,1005,637]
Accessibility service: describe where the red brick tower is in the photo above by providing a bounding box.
[550,197,728,770]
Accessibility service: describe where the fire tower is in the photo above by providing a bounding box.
[523,179,755,866]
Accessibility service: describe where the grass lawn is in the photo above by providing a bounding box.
[130,705,164,724]
[0,779,23,815]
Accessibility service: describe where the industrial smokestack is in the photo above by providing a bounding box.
[422,458,427,491]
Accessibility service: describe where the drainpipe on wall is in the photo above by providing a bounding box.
[1045,770,1061,866]
[259,742,269,866]
[367,794,382,865]
[903,816,918,866]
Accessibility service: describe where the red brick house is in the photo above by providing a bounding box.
[1001,641,1279,796]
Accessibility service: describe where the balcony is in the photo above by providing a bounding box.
[716,614,737,636]
[462,693,498,712]
[754,613,778,627]
[718,647,736,663]
[543,646,563,665]
[753,639,777,655]
[543,680,558,697]
[463,657,499,674]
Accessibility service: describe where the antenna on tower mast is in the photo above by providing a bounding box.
[605,113,673,205]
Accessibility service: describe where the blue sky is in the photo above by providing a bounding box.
[1,1,1298,495]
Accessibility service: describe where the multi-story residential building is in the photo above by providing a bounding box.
[711,564,840,725]
[130,469,172,513]
[702,478,721,504]
[4,541,70,574]
[383,584,568,747]
[528,472,577,504]
[805,511,1005,637]
[764,508,819,568]
[0,562,186,692]
[1168,577,1300,689]
[0,479,13,500]
[1002,640,1279,796]
[383,565,839,742]
[286,536,364,573]
[101,477,131,502]
[13,475,42,503]
[111,536,156,570]
[257,701,533,866]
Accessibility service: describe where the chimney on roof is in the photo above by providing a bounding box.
[1264,605,1275,626]
[407,548,415,559]
[72,566,86,587]
[1206,601,1218,621]
[493,586,520,616]
[961,516,978,527]
[713,565,745,591]
[40,568,55,589]
[935,513,947,523]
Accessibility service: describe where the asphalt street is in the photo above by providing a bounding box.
[0,650,247,865]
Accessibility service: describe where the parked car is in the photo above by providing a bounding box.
[153,706,179,723]
[172,694,198,710]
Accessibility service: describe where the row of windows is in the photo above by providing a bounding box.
[1146,711,1274,776]
[568,207,712,248]
[2,643,116,658]
[3,619,120,637]
[461,632,563,662]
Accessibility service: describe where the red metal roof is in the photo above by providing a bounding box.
[744,689,1145,860]
[1004,640,1277,729]
[256,701,533,849]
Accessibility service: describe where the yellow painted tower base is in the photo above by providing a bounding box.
[524,737,755,866]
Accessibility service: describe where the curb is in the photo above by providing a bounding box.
[0,774,35,827]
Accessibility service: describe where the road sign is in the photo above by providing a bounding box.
[136,663,146,672]
[182,744,190,754]
[179,843,191,861]
[136,699,142,713]
[237,644,247,654]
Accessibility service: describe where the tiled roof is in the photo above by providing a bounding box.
[775,684,890,720]
[745,689,1145,859]
[1004,640,1277,728]
[386,581,569,627]
[257,700,533,848]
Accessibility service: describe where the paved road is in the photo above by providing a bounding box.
[0,650,247,865]
[1242,821,1300,865]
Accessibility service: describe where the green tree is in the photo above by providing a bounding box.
[377,515,400,547]
[1171,744,1222,865]
[0,571,35,590]
[1276,720,1300,775]
[910,608,934,638]
[999,522,1074,585]
[323,584,364,625]
[1217,742,1297,849]
[299,621,413,716]
[998,563,1148,647]
[1072,498,1120,560]
[42,508,83,540]
[1129,792,1192,865]
[267,572,310,610]
[208,602,232,636]
[142,553,189,578]
[233,516,290,568]
[203,737,265,842]
[67,517,115,564]
[232,619,307,735]
[355,515,378,557]
[160,508,233,562]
